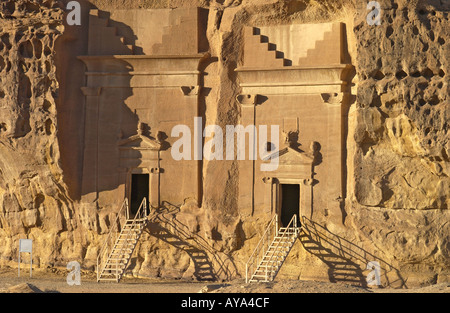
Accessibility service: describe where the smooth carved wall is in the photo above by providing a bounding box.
[237,23,354,226]
[79,10,354,225]
[79,8,209,210]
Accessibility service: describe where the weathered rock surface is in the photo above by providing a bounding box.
[347,0,449,285]
[0,0,81,267]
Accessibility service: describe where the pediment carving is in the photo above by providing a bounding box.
[118,123,162,151]
[263,146,314,166]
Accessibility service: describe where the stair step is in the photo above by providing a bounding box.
[118,235,140,238]
[269,246,291,250]
[263,255,287,259]
[101,268,123,272]
[118,236,140,240]
[109,254,131,257]
[124,225,144,229]
[252,274,270,278]
[104,264,126,268]
[274,236,296,240]
[259,263,282,267]
[122,225,142,232]
[112,247,135,251]
[113,245,136,249]
[111,248,133,252]
[114,244,137,249]
[267,248,290,252]
[270,242,293,246]
[118,234,140,238]
[255,270,275,275]
[259,261,282,265]
[113,244,136,248]
[269,244,292,248]
[271,240,294,245]
[121,227,142,230]
[120,231,141,235]
[109,254,131,258]
[116,240,138,244]
[255,269,276,273]
[123,223,146,227]
[257,264,279,268]
[103,268,124,272]
[264,248,289,256]
[273,237,295,241]
[108,258,130,261]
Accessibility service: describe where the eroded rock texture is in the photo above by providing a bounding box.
[0,0,81,266]
[352,0,449,210]
[347,0,449,285]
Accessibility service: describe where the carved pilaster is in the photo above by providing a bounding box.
[149,167,161,208]
[262,177,274,214]
[80,87,102,203]
[236,94,261,215]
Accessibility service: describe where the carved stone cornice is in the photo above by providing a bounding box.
[235,64,354,95]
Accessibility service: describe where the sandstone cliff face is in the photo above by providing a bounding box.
[347,0,449,285]
[0,0,448,287]
[0,0,80,266]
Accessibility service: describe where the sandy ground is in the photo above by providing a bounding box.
[0,267,448,294]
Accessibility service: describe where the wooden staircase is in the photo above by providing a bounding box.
[97,198,148,282]
[246,215,300,283]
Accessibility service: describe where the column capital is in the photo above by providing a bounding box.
[150,167,162,174]
[236,94,260,107]
[180,86,199,96]
[320,92,344,105]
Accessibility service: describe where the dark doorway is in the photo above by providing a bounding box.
[280,184,300,227]
[130,174,149,216]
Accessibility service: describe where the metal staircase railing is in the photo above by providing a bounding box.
[97,198,148,282]
[97,198,128,282]
[246,214,300,283]
[246,214,278,284]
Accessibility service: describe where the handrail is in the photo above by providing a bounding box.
[113,197,148,281]
[97,198,129,282]
[264,214,298,281]
[245,214,278,283]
